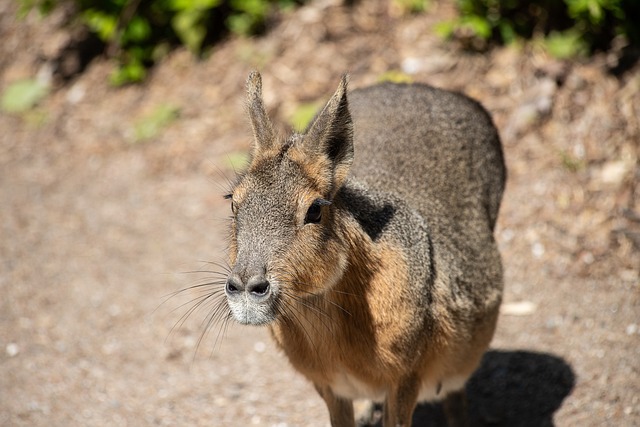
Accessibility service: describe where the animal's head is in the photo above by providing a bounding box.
[224,72,354,325]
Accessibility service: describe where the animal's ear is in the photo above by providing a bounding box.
[304,74,354,193]
[246,71,276,153]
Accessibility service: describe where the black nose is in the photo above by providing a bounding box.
[225,275,243,295]
[247,275,270,297]
[225,274,271,300]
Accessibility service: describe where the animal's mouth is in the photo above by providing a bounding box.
[226,297,278,325]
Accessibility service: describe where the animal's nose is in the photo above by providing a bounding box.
[246,275,270,297]
[226,273,271,301]
[225,274,243,295]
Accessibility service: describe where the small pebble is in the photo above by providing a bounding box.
[6,343,19,357]
[532,242,545,258]
[501,301,537,316]
[600,160,630,185]
[401,57,421,74]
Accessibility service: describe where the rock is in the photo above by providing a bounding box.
[599,160,632,185]
[501,301,537,316]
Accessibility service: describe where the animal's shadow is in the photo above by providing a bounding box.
[367,350,575,427]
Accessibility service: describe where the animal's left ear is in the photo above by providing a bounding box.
[246,71,277,154]
[304,74,354,194]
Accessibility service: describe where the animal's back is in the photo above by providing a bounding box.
[348,82,505,233]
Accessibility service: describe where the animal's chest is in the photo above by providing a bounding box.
[269,258,423,399]
[269,314,405,401]
[330,368,386,401]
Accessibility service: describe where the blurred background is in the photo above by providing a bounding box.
[1,0,638,425]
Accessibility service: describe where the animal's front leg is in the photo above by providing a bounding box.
[383,375,421,427]
[315,384,355,427]
[443,389,469,427]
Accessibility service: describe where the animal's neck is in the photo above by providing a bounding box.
[268,190,386,369]
[274,228,376,336]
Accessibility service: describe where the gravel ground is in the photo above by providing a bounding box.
[1,1,638,426]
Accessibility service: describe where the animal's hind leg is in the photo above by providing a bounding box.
[315,384,356,427]
[383,375,420,427]
[443,389,469,427]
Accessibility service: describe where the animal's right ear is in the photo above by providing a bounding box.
[303,75,353,195]
[246,71,276,153]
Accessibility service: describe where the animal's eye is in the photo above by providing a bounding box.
[224,194,237,215]
[304,199,330,224]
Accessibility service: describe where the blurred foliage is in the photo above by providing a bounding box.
[18,0,639,86]
[559,149,586,172]
[19,0,306,85]
[543,29,589,59]
[289,101,321,132]
[1,79,50,113]
[133,103,181,142]
[224,151,250,171]
[377,70,414,84]
[392,0,430,14]
[438,0,639,57]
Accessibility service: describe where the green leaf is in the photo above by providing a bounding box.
[110,60,147,86]
[545,30,588,59]
[393,0,430,14]
[168,0,220,11]
[227,0,269,35]
[82,9,118,41]
[227,13,255,35]
[461,15,492,39]
[1,79,49,113]
[499,21,516,44]
[172,9,208,53]
[124,16,152,43]
[434,20,456,39]
[230,0,269,15]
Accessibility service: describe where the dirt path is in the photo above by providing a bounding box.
[1,1,638,426]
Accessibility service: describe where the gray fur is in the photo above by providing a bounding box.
[347,81,505,336]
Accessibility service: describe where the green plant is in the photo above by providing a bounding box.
[377,70,414,84]
[1,79,49,113]
[393,0,430,14]
[288,101,321,132]
[543,29,589,59]
[79,0,224,85]
[17,0,56,17]
[224,151,250,171]
[18,0,307,85]
[133,103,180,142]
[559,149,586,172]
[440,0,639,56]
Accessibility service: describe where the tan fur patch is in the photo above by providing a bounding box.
[269,216,445,395]
[287,145,332,196]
